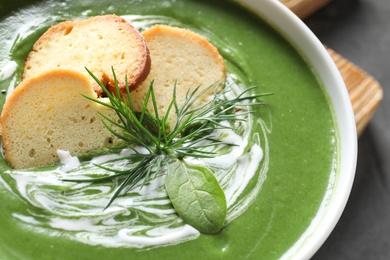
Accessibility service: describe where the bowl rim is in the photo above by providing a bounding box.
[0,0,358,258]
[237,0,358,259]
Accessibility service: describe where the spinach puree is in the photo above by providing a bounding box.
[0,0,337,259]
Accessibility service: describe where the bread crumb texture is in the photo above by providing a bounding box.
[23,15,150,95]
[1,21,226,169]
[131,25,226,129]
[1,70,121,169]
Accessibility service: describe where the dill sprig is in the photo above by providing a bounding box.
[64,67,271,209]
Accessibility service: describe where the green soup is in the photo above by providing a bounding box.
[0,0,338,259]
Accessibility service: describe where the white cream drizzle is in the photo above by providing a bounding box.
[117,225,199,248]
[2,111,268,248]
[0,61,17,80]
[0,14,270,250]
[57,150,81,172]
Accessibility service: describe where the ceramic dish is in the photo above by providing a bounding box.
[241,0,357,258]
[0,0,357,259]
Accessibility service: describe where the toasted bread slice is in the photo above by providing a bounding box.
[130,25,226,130]
[2,24,226,169]
[1,70,122,169]
[23,15,150,96]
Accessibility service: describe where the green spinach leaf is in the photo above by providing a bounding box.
[164,159,227,234]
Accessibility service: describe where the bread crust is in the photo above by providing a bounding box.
[1,23,226,169]
[141,25,226,75]
[131,25,226,129]
[1,70,122,169]
[23,15,150,96]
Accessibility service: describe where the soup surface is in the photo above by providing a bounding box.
[0,0,338,259]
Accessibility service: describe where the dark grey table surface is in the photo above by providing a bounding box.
[304,0,390,259]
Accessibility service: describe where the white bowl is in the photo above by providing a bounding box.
[0,0,358,258]
[238,0,357,259]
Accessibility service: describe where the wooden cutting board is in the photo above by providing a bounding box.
[280,0,383,136]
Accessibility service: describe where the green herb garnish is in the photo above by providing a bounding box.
[64,67,270,234]
[165,160,227,234]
